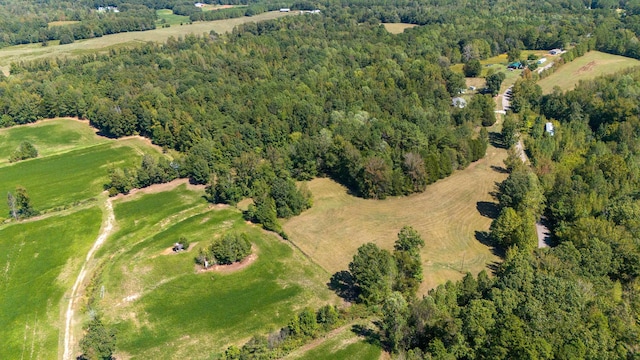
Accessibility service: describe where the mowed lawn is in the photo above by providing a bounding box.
[0,118,108,167]
[284,144,507,293]
[537,50,640,93]
[0,11,293,73]
[156,9,190,26]
[0,207,102,359]
[0,139,156,219]
[383,23,418,34]
[96,186,335,359]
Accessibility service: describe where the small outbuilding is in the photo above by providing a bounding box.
[549,49,562,55]
[452,97,467,108]
[507,62,523,69]
[537,57,547,64]
[280,8,290,12]
[545,122,555,136]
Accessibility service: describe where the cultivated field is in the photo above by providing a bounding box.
[0,118,108,167]
[95,185,336,359]
[0,119,160,221]
[383,23,418,34]
[156,9,190,26]
[0,11,293,74]
[537,50,640,93]
[0,207,102,359]
[284,141,507,293]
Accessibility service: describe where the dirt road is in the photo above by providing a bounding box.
[62,196,115,360]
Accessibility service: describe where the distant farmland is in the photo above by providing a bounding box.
[537,51,640,93]
[0,11,293,75]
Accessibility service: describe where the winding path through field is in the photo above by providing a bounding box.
[62,196,115,360]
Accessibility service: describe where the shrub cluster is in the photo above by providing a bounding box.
[9,141,37,162]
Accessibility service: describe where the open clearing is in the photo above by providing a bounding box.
[537,50,640,93]
[95,185,336,359]
[202,4,246,11]
[0,118,108,167]
[383,23,418,34]
[0,207,102,359]
[48,20,80,27]
[0,119,160,221]
[285,322,381,360]
[156,9,190,26]
[284,140,507,293]
[0,11,293,74]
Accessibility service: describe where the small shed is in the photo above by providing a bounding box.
[545,122,554,136]
[280,8,290,12]
[452,97,467,108]
[537,58,547,64]
[549,49,562,55]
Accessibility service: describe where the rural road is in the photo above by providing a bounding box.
[537,61,554,74]
[536,219,550,248]
[63,197,115,360]
[502,85,513,111]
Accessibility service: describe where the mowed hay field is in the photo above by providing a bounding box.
[96,186,336,359]
[537,51,640,93]
[0,118,108,167]
[0,11,293,74]
[0,119,160,219]
[0,207,102,359]
[383,23,418,34]
[284,144,507,293]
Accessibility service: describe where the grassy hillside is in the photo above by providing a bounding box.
[0,118,108,167]
[537,50,640,93]
[0,207,102,359]
[0,140,157,218]
[284,140,507,293]
[0,11,293,74]
[96,185,336,359]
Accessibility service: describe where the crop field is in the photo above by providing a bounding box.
[156,9,190,26]
[0,207,102,359]
[383,23,418,34]
[537,50,640,94]
[284,142,507,293]
[0,11,294,74]
[95,186,336,359]
[0,118,108,167]
[0,142,154,218]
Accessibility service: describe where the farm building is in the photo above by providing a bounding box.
[507,62,523,69]
[549,49,562,55]
[537,58,547,64]
[280,8,290,12]
[545,122,554,136]
[452,97,467,108]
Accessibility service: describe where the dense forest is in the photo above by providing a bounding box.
[3,0,640,358]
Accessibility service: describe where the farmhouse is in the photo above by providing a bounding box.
[545,122,555,136]
[452,97,467,108]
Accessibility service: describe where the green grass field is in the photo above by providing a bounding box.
[285,323,381,360]
[0,207,102,359]
[382,23,418,34]
[0,118,108,167]
[0,11,293,75]
[284,138,507,293]
[156,9,190,26]
[0,126,160,220]
[95,185,335,359]
[537,50,640,94]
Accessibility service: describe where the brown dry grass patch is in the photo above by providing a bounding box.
[284,145,507,293]
[382,23,418,34]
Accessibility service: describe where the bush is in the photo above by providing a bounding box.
[210,232,252,265]
[9,141,38,162]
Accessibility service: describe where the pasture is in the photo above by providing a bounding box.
[0,11,293,74]
[383,23,418,34]
[0,118,108,167]
[95,185,336,359]
[0,133,159,220]
[0,207,102,359]
[537,50,640,93]
[156,9,190,26]
[284,142,507,293]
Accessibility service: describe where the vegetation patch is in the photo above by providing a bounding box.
[289,325,381,360]
[93,186,335,358]
[382,23,418,34]
[155,9,190,26]
[537,50,640,93]
[0,207,101,359]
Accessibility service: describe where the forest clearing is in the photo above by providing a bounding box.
[537,50,640,93]
[382,23,418,34]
